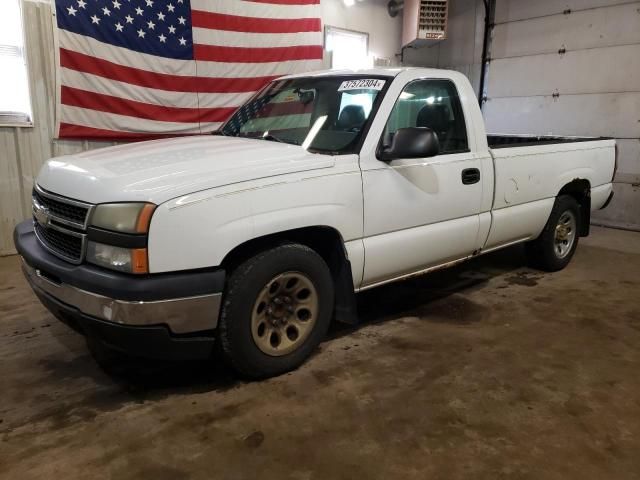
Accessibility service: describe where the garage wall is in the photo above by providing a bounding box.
[483,0,640,230]
[0,0,402,256]
[402,0,485,92]
[404,0,640,231]
[322,0,403,63]
[0,0,117,256]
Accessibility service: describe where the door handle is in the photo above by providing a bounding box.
[461,168,481,185]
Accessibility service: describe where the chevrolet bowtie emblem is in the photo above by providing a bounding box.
[33,201,51,227]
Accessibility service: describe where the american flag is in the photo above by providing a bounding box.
[54,0,323,139]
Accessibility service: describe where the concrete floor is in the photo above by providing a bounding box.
[1,226,639,479]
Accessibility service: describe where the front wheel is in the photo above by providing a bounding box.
[526,195,581,272]
[217,243,334,379]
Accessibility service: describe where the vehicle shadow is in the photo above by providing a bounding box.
[86,339,239,399]
[329,243,529,340]
[91,244,529,395]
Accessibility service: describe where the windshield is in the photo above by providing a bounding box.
[220,76,389,154]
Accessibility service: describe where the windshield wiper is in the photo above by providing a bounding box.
[307,148,341,156]
[261,133,287,144]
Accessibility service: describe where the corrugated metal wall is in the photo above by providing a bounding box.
[0,0,116,255]
[483,0,640,230]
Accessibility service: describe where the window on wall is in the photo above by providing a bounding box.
[324,26,371,70]
[0,0,32,126]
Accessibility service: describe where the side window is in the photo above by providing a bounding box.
[384,80,468,154]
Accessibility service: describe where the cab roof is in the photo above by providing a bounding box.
[279,68,401,80]
[278,67,459,81]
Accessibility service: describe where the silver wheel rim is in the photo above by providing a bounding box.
[554,210,577,259]
[251,271,319,357]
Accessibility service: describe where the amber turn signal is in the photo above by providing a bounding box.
[135,204,157,234]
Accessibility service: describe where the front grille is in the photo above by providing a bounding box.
[34,222,84,263]
[33,187,91,228]
[32,185,93,264]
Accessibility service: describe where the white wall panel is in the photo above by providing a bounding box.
[614,139,640,180]
[487,44,640,98]
[403,0,485,91]
[485,0,640,229]
[396,0,639,229]
[0,132,25,256]
[592,183,640,229]
[435,0,482,69]
[492,2,640,59]
[321,0,402,63]
[494,0,635,24]
[0,0,102,255]
[483,93,640,139]
[0,0,56,256]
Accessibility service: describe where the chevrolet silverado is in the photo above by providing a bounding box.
[15,68,616,378]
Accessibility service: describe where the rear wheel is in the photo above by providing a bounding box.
[218,243,334,379]
[526,195,581,272]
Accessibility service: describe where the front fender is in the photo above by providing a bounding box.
[147,167,363,273]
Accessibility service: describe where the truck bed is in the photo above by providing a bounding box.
[481,136,616,252]
[488,134,611,149]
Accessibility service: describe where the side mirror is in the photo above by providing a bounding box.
[380,127,440,161]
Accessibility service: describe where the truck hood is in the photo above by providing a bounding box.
[37,136,335,204]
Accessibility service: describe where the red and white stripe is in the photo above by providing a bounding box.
[57,0,323,139]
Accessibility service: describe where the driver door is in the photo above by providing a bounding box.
[360,78,483,287]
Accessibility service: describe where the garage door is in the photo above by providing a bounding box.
[482,0,640,230]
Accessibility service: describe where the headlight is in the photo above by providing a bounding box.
[86,241,148,274]
[91,203,156,234]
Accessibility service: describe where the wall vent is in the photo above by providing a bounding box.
[402,0,448,47]
[418,0,448,40]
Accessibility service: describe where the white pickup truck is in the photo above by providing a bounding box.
[15,68,616,378]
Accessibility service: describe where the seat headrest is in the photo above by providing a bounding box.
[337,105,366,130]
[416,104,451,132]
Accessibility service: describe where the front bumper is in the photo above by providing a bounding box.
[14,220,225,360]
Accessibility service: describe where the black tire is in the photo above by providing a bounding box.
[218,243,334,379]
[526,195,581,272]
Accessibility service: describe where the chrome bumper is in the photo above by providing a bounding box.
[22,259,221,334]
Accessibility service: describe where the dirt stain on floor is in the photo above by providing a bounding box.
[243,430,265,448]
[417,294,489,324]
[505,271,543,286]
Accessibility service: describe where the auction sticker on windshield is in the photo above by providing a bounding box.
[338,79,386,91]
